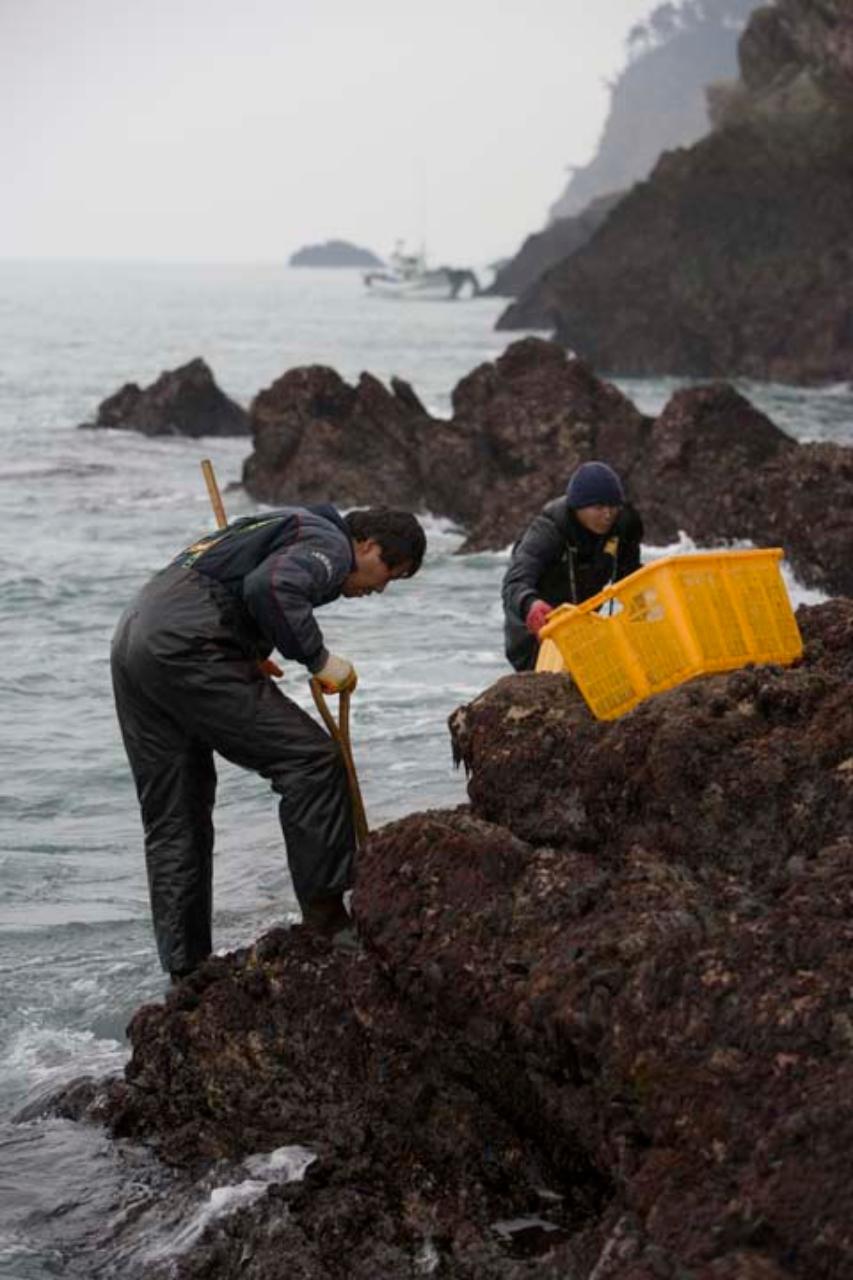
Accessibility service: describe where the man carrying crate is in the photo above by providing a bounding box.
[502,461,644,672]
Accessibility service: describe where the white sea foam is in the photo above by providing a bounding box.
[144,1146,315,1261]
[144,1181,270,1260]
[0,1228,60,1266]
[1,1026,126,1094]
[414,1233,441,1274]
[243,1144,316,1180]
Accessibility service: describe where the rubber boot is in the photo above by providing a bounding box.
[301,892,358,949]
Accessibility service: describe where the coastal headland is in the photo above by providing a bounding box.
[497,0,853,385]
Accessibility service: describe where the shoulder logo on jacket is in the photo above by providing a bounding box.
[310,549,334,582]
[175,533,221,567]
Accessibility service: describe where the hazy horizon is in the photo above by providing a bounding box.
[3,0,658,267]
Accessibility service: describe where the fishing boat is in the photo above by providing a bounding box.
[364,243,479,300]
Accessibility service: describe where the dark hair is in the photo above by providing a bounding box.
[343,508,426,576]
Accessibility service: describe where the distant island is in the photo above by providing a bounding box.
[289,239,384,268]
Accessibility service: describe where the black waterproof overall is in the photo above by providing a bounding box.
[110,506,356,975]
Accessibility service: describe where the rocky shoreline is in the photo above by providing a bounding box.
[80,337,853,598]
[53,322,853,1277]
[49,597,853,1277]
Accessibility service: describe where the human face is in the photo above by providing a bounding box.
[341,538,412,597]
[575,504,621,536]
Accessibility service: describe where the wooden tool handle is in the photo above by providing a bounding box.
[201,458,227,530]
[310,678,369,847]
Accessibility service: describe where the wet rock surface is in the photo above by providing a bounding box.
[92,918,606,1278]
[497,0,853,385]
[56,599,853,1277]
[238,339,647,548]
[241,364,436,514]
[241,338,853,595]
[77,338,853,596]
[445,340,649,553]
[77,357,249,437]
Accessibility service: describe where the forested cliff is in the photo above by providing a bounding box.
[498,0,853,385]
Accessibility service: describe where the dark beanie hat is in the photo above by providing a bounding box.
[566,461,625,509]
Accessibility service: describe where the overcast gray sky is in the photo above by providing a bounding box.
[2,0,656,265]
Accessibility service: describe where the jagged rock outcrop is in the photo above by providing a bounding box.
[498,0,853,385]
[241,364,449,515]
[241,339,853,595]
[77,357,249,437]
[446,340,648,552]
[240,341,648,549]
[487,193,623,298]
[456,354,853,595]
[55,599,853,1278]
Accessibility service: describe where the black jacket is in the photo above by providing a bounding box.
[171,503,355,672]
[502,497,643,671]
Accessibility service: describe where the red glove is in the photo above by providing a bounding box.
[525,599,553,637]
[258,657,284,678]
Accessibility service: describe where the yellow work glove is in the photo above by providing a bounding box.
[314,653,358,694]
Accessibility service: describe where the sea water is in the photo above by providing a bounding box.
[0,261,849,1276]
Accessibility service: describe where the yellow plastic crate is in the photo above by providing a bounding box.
[537,549,803,720]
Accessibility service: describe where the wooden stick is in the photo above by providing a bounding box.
[201,458,227,530]
[310,679,370,847]
[339,688,369,844]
